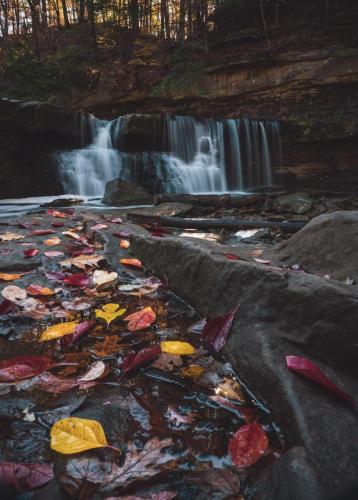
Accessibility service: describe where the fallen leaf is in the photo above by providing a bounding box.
[119,239,130,249]
[44,250,64,258]
[223,253,240,260]
[52,221,65,227]
[209,396,255,422]
[228,422,268,468]
[47,209,71,219]
[26,284,55,296]
[0,355,56,382]
[121,345,161,375]
[152,353,183,371]
[60,254,104,270]
[92,270,118,286]
[95,303,126,325]
[1,285,27,302]
[181,365,205,378]
[31,229,56,235]
[34,373,96,394]
[253,258,271,265]
[61,320,97,348]
[0,273,24,281]
[0,232,24,241]
[107,492,176,500]
[44,237,61,246]
[23,248,39,258]
[286,355,355,405]
[78,361,106,382]
[166,405,195,425]
[40,321,80,341]
[189,469,240,498]
[93,335,126,357]
[124,307,156,331]
[61,299,92,311]
[216,377,245,402]
[160,341,195,355]
[62,231,81,240]
[51,417,108,454]
[63,274,90,287]
[120,258,142,268]
[113,231,131,238]
[107,217,123,224]
[0,461,54,492]
[91,224,108,231]
[45,271,66,281]
[203,304,240,353]
[0,298,17,315]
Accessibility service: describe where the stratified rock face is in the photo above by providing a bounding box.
[102,179,153,205]
[272,211,358,281]
[128,229,358,500]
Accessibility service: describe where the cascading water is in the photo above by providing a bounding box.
[56,114,281,197]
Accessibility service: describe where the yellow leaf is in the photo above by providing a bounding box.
[40,321,79,341]
[44,237,61,246]
[0,273,23,281]
[181,365,205,378]
[95,303,126,325]
[0,232,25,242]
[160,341,195,355]
[50,417,108,454]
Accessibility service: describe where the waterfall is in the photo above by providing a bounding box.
[56,114,281,197]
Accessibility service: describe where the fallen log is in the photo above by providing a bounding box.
[154,193,268,208]
[127,212,307,233]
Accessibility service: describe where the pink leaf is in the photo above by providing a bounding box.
[286,355,355,405]
[63,274,90,287]
[51,221,65,227]
[45,271,66,281]
[113,231,131,238]
[203,304,240,353]
[31,229,56,235]
[23,248,39,258]
[61,320,96,348]
[121,345,161,375]
[44,250,64,258]
[228,422,268,468]
[0,461,53,492]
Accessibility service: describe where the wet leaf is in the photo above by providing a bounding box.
[1,285,27,302]
[181,365,205,378]
[120,258,142,268]
[60,254,104,270]
[203,304,240,353]
[95,303,126,325]
[121,345,161,375]
[190,468,240,497]
[253,258,271,265]
[60,456,111,497]
[61,320,96,348]
[63,274,90,287]
[0,232,25,241]
[78,361,107,382]
[0,355,55,382]
[47,209,72,219]
[45,271,66,281]
[40,321,79,341]
[31,229,56,235]
[23,248,39,258]
[93,270,118,286]
[119,239,130,249]
[286,355,355,405]
[44,250,64,258]
[166,405,195,425]
[216,377,245,402]
[34,373,96,394]
[124,307,156,331]
[0,461,54,492]
[0,272,24,281]
[44,237,61,246]
[93,335,126,357]
[26,284,55,296]
[0,298,17,315]
[107,492,177,500]
[160,341,195,355]
[224,253,240,260]
[228,422,268,468]
[152,353,183,371]
[50,417,108,454]
[61,299,92,311]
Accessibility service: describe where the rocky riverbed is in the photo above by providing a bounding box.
[0,198,357,499]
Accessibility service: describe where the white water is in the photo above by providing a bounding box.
[57,114,281,197]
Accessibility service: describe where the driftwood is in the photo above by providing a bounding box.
[127,212,307,233]
[153,193,286,209]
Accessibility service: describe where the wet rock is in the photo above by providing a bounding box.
[272,211,358,281]
[115,114,166,152]
[129,202,193,217]
[130,234,358,500]
[275,192,314,214]
[102,179,153,206]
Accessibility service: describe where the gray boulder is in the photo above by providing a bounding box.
[275,192,314,214]
[102,179,153,205]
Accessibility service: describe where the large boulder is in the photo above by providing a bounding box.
[128,233,358,500]
[274,191,314,214]
[102,179,153,205]
[271,211,358,281]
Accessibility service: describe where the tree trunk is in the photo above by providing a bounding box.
[178,0,186,42]
[61,0,70,26]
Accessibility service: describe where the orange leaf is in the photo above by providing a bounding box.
[124,307,156,331]
[120,258,142,268]
[26,285,55,296]
[0,273,24,282]
[119,239,130,249]
[44,237,61,246]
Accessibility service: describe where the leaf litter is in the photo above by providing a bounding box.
[0,210,284,497]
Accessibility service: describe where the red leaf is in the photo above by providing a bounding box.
[63,274,90,287]
[35,373,96,393]
[203,304,240,353]
[23,248,39,258]
[31,229,56,235]
[0,355,55,382]
[224,253,239,260]
[0,299,17,315]
[228,422,268,468]
[0,461,53,492]
[121,345,161,375]
[286,355,355,405]
[51,221,65,227]
[45,271,66,281]
[47,209,71,219]
[61,320,96,348]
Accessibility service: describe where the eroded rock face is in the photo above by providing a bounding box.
[272,211,358,281]
[128,232,358,500]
